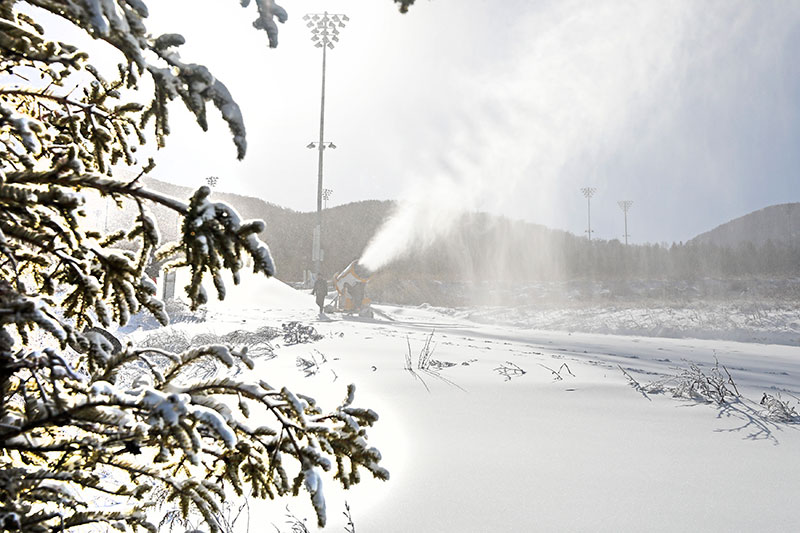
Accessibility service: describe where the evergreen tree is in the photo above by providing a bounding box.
[0,2,388,531]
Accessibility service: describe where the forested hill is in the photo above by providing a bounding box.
[141,177,393,282]
[142,178,572,282]
[139,178,800,287]
[690,203,800,248]
[141,178,575,282]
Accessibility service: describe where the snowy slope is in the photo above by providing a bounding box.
[691,202,800,247]
[140,272,800,532]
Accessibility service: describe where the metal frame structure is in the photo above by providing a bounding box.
[618,200,633,245]
[303,12,348,276]
[580,187,597,241]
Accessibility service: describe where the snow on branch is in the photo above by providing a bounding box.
[160,185,275,309]
[12,0,286,161]
[0,2,390,531]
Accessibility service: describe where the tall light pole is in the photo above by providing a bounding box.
[580,187,597,241]
[617,200,633,245]
[322,188,333,209]
[304,11,348,278]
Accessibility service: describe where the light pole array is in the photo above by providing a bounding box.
[322,188,333,209]
[617,200,633,245]
[580,187,596,241]
[304,11,348,277]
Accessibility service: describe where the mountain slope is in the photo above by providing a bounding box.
[691,203,800,247]
[141,178,574,284]
[142,177,395,281]
[136,180,800,302]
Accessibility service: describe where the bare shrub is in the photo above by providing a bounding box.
[623,357,741,406]
[415,330,436,370]
[275,506,311,533]
[622,361,797,442]
[429,359,457,370]
[297,350,328,378]
[494,361,526,382]
[760,393,799,423]
[164,298,208,323]
[220,326,280,359]
[343,501,356,533]
[142,327,279,362]
[669,358,740,405]
[273,503,357,533]
[404,332,464,391]
[140,329,193,353]
[619,365,651,400]
[539,362,575,382]
[282,322,324,345]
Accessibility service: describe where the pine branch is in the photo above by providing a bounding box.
[0,3,390,531]
[5,170,189,214]
[0,88,112,118]
[1,399,144,441]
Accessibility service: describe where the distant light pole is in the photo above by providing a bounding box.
[322,188,333,209]
[206,175,219,188]
[304,11,348,277]
[580,187,597,241]
[618,200,633,245]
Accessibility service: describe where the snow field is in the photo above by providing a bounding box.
[463,302,800,346]
[142,273,800,531]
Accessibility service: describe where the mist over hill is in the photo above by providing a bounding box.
[139,178,578,281]
[132,179,800,305]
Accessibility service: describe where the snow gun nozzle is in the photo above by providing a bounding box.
[352,260,373,279]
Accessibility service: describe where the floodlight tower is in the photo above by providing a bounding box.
[322,188,333,209]
[304,11,348,278]
[580,187,597,241]
[617,200,633,245]
[205,175,219,188]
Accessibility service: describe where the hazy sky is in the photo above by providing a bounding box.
[135,0,800,245]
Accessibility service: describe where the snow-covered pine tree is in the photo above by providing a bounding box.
[0,2,388,531]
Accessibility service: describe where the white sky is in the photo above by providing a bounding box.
[120,1,800,244]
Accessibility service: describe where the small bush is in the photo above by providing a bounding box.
[282,322,324,345]
[164,298,208,323]
[760,393,799,423]
[668,359,739,405]
[628,358,740,405]
[494,361,527,381]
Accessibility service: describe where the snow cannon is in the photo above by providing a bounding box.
[333,260,373,316]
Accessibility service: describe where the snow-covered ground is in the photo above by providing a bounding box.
[371,278,800,346]
[452,301,800,346]
[136,273,800,532]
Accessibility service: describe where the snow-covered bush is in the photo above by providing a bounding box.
[142,327,280,363]
[163,299,208,324]
[760,393,799,423]
[622,359,740,405]
[666,359,740,405]
[0,2,389,531]
[281,322,323,346]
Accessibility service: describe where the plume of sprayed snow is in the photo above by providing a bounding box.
[359,0,800,272]
[360,166,482,272]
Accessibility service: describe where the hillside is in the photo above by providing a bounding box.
[140,177,395,281]
[130,180,800,307]
[690,202,800,247]
[140,178,576,285]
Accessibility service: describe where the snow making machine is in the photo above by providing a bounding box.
[333,260,373,317]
